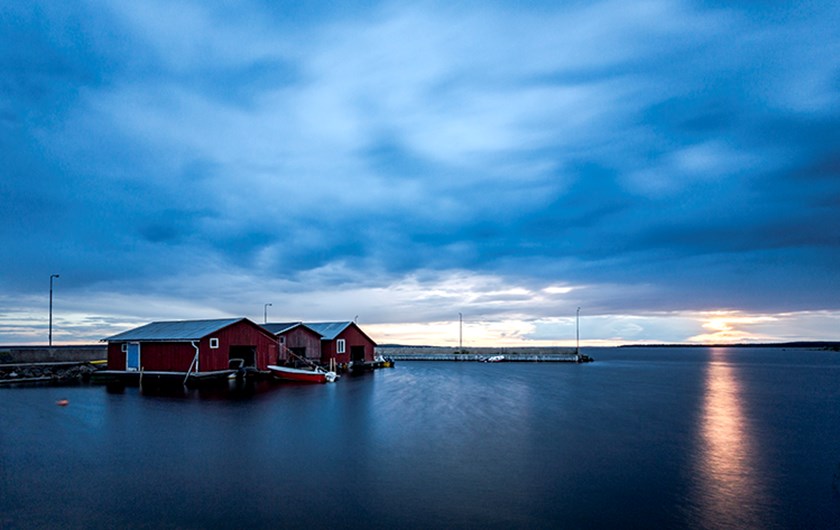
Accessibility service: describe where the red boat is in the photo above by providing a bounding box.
[267,365,337,383]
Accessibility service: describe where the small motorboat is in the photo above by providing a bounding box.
[267,365,337,383]
[374,354,395,368]
[484,355,505,363]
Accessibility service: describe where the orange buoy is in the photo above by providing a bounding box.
[56,399,69,406]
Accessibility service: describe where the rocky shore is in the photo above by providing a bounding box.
[0,361,101,385]
[0,346,107,385]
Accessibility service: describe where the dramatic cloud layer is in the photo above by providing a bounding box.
[2,1,839,345]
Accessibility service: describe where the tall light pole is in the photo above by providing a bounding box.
[458,312,463,353]
[49,274,59,346]
[576,307,581,357]
[264,303,272,324]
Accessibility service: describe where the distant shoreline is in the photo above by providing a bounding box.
[617,341,840,349]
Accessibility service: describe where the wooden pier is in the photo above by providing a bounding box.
[91,369,250,388]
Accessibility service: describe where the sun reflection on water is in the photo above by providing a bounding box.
[694,349,769,528]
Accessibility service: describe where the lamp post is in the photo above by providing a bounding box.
[49,274,59,346]
[264,303,272,324]
[576,307,581,358]
[459,312,463,353]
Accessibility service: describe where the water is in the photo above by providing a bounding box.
[2,347,839,529]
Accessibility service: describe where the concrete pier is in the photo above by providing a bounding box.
[376,346,585,362]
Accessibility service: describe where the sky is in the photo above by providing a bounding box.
[1,0,839,347]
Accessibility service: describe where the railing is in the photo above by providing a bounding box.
[280,344,328,372]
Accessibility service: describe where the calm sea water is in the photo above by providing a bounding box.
[2,347,839,529]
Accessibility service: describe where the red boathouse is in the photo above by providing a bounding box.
[104,318,278,374]
[262,322,323,365]
[306,321,376,366]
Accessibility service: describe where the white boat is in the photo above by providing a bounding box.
[485,355,505,362]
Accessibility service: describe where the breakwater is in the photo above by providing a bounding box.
[0,361,101,385]
[375,346,586,362]
[0,346,107,385]
[0,345,107,364]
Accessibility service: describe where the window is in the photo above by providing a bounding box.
[279,336,285,344]
[337,339,346,354]
[209,338,219,349]
[121,343,127,352]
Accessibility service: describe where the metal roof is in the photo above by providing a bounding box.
[304,322,353,341]
[104,318,244,342]
[262,322,307,335]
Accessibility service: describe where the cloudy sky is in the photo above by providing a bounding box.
[2,0,839,346]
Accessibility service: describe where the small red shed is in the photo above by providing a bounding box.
[306,321,377,366]
[104,318,278,373]
[262,322,323,364]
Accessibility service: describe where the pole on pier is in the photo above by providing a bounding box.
[264,303,272,324]
[49,274,59,346]
[458,312,463,353]
[576,307,581,358]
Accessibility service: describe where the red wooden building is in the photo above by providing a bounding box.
[104,318,278,374]
[263,321,377,367]
[261,322,323,364]
[306,322,376,366]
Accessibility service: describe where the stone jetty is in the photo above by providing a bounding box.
[0,345,107,385]
[0,361,101,385]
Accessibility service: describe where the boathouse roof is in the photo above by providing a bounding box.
[104,318,244,342]
[305,322,353,340]
[262,322,310,335]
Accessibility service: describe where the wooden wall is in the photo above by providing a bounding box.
[279,327,322,362]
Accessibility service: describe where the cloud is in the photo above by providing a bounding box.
[1,1,839,344]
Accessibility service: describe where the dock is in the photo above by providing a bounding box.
[91,369,256,388]
[377,346,591,362]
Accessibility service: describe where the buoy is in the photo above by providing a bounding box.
[56,399,69,407]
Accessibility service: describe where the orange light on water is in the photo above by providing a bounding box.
[694,349,768,527]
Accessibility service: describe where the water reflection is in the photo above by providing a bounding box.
[694,349,768,528]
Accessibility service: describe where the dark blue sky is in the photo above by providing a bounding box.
[2,1,839,345]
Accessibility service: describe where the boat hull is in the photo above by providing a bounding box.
[267,365,336,383]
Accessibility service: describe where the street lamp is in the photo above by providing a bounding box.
[264,303,272,324]
[576,307,581,357]
[459,312,463,353]
[49,274,59,346]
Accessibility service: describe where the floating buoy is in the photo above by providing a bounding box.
[56,399,69,407]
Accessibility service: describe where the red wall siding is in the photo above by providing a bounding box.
[107,343,125,370]
[278,327,322,362]
[140,343,195,371]
[107,342,196,371]
[199,321,278,371]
